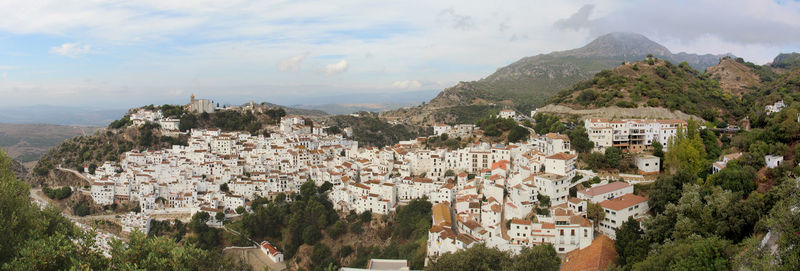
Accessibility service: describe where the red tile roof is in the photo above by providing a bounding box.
[598,194,647,211]
[547,152,577,160]
[561,236,617,271]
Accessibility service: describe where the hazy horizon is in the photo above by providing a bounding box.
[1,0,800,109]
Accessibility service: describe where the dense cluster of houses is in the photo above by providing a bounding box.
[584,118,687,153]
[90,116,358,216]
[423,135,649,260]
[90,110,655,263]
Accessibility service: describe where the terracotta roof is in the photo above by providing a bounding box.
[547,152,577,160]
[561,236,617,271]
[511,218,531,225]
[578,182,631,197]
[432,202,452,227]
[546,133,570,141]
[598,194,647,211]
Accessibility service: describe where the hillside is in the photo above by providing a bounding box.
[706,58,763,96]
[383,32,727,125]
[771,52,800,71]
[10,159,28,181]
[549,57,754,123]
[0,123,102,165]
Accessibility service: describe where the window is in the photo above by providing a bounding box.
[560,229,564,236]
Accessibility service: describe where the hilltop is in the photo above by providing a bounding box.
[383,33,727,125]
[383,32,727,125]
[771,52,800,71]
[547,56,753,123]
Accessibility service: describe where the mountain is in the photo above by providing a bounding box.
[382,32,728,125]
[771,52,800,71]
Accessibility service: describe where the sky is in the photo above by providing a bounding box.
[1,0,799,109]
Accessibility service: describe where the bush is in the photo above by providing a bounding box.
[350,222,363,234]
[359,211,372,223]
[43,186,72,200]
[616,101,637,108]
[328,220,347,240]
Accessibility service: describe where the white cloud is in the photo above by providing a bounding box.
[322,60,349,75]
[1,72,6,79]
[279,53,309,72]
[50,42,91,57]
[0,0,798,108]
[392,80,422,89]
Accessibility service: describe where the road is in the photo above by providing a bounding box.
[29,188,120,222]
[57,165,92,183]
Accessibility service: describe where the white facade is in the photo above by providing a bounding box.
[598,194,649,239]
[260,241,284,263]
[498,109,516,119]
[577,182,633,203]
[120,212,152,234]
[584,118,687,153]
[633,155,660,175]
[765,155,784,169]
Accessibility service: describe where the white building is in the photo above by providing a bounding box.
[260,241,284,263]
[597,194,649,239]
[533,173,571,206]
[765,100,786,115]
[120,212,151,234]
[543,152,577,179]
[188,94,215,114]
[633,155,660,175]
[577,181,633,203]
[765,155,784,169]
[498,109,516,119]
[712,152,743,174]
[584,118,687,153]
[433,124,452,136]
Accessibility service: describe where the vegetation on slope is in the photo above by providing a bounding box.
[325,113,432,147]
[771,52,800,71]
[550,56,758,123]
[30,123,187,185]
[426,243,560,271]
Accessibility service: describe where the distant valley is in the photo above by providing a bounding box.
[0,123,103,167]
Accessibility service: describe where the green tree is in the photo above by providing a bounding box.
[647,169,696,214]
[235,206,245,214]
[507,244,560,271]
[327,220,347,239]
[651,140,664,158]
[632,236,730,271]
[665,120,708,176]
[605,147,622,169]
[616,217,650,268]
[586,202,605,231]
[215,212,225,223]
[706,161,757,195]
[427,244,511,271]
